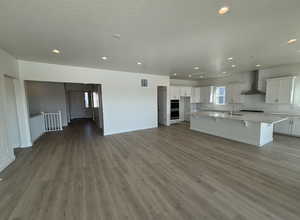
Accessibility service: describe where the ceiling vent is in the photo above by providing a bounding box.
[141,79,148,88]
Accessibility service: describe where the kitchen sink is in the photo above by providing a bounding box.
[230,113,243,116]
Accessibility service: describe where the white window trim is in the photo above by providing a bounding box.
[214,86,226,105]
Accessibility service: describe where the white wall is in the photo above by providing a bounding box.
[18,60,170,135]
[29,114,45,143]
[0,49,18,172]
[26,81,68,126]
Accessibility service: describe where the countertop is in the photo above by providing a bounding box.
[191,111,289,124]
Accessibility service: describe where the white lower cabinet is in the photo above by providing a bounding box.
[274,118,300,137]
[292,118,300,137]
[274,119,292,135]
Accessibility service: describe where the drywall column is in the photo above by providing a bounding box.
[14,79,32,147]
[0,74,15,171]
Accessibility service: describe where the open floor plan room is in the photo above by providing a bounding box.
[1,0,300,219]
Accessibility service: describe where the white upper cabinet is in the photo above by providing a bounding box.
[170,86,180,100]
[226,83,245,104]
[180,87,192,97]
[170,86,192,99]
[200,86,214,103]
[266,79,280,103]
[266,77,296,104]
[279,77,295,103]
[191,87,201,103]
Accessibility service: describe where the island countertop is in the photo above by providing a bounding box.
[191,111,288,124]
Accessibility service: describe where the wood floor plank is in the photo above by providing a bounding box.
[0,119,300,220]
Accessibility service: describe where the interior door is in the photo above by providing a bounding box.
[4,77,20,149]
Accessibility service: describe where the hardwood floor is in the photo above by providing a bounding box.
[0,119,300,220]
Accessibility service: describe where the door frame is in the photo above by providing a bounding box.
[157,86,168,126]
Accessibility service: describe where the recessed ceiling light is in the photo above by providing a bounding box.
[188,74,192,78]
[256,64,261,67]
[232,64,236,68]
[222,71,227,74]
[194,66,200,70]
[52,49,60,54]
[218,6,230,15]
[137,62,142,65]
[227,57,233,61]
[101,56,108,60]
[288,39,297,44]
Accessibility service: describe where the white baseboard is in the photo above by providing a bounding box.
[104,125,157,136]
[0,154,15,173]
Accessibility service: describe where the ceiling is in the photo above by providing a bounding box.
[0,0,300,80]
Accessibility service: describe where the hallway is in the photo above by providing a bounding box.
[0,121,300,220]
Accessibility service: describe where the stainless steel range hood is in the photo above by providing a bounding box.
[241,70,265,95]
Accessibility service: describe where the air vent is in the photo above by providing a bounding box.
[141,79,148,87]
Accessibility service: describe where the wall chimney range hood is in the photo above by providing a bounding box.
[241,70,265,95]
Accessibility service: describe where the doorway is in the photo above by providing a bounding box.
[25,81,104,144]
[157,86,168,126]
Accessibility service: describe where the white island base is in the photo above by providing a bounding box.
[190,116,274,147]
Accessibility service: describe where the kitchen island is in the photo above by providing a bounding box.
[190,111,288,147]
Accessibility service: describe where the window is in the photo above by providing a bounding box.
[93,92,99,108]
[84,92,90,108]
[215,86,226,105]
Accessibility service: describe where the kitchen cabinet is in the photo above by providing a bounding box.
[170,86,180,100]
[191,87,201,103]
[292,118,300,137]
[274,119,292,135]
[274,117,300,137]
[266,77,296,104]
[200,86,214,103]
[180,87,192,97]
[226,83,245,104]
[170,86,192,99]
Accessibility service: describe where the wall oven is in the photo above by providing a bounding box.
[170,100,180,120]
